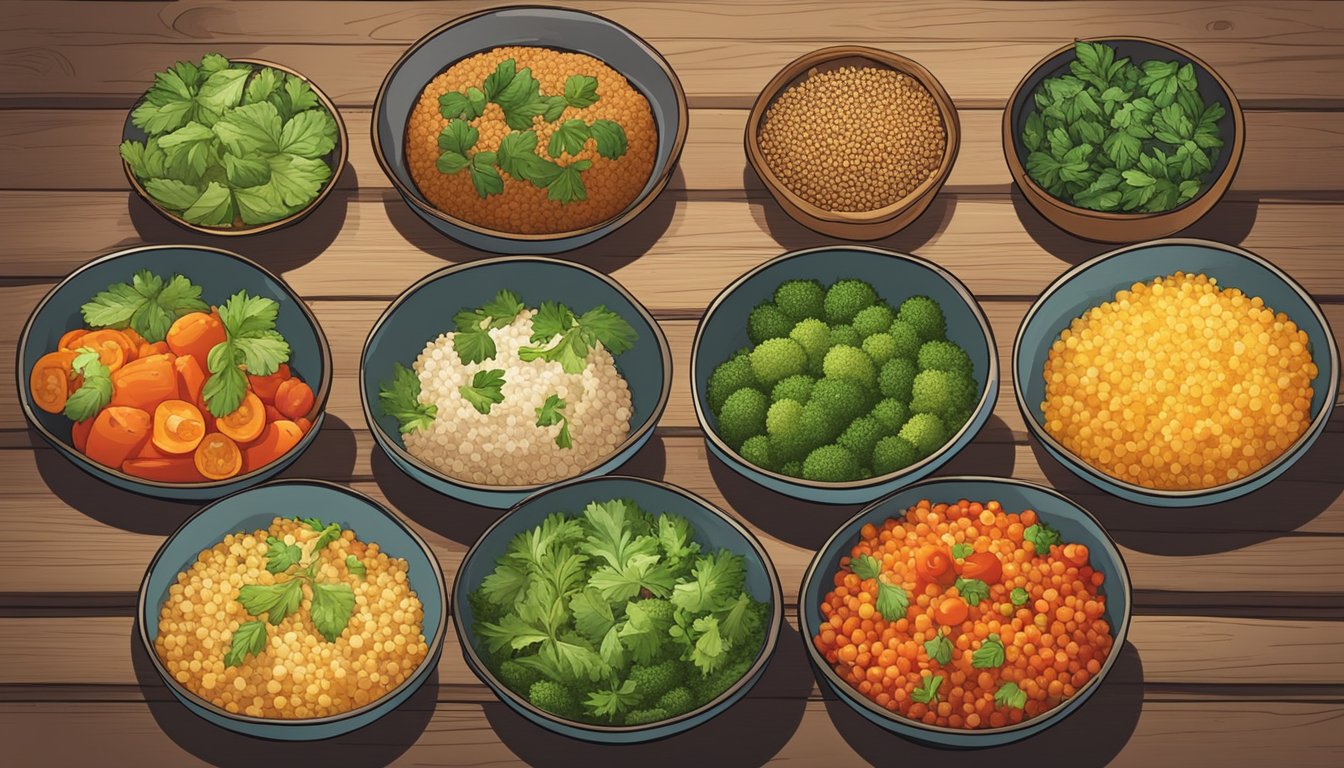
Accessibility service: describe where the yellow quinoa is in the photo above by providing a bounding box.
[406,46,656,234]
[758,65,945,212]
[1042,272,1317,491]
[155,518,429,719]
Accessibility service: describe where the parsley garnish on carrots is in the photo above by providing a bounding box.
[200,290,293,417]
[80,269,208,343]
[63,348,114,422]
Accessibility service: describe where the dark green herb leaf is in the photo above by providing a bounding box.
[379,361,438,433]
[310,582,356,642]
[849,553,881,580]
[924,633,953,665]
[546,165,588,204]
[1024,522,1062,554]
[535,394,572,449]
[439,120,479,155]
[469,152,504,198]
[564,75,600,108]
[238,579,304,625]
[547,119,591,158]
[265,536,303,573]
[460,368,506,414]
[995,681,1028,709]
[588,119,628,160]
[972,634,1006,669]
[875,578,909,621]
[224,620,268,667]
[955,577,990,607]
[911,674,943,704]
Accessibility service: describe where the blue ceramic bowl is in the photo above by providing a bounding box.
[800,476,1132,747]
[359,257,671,509]
[136,479,449,741]
[1014,238,1341,507]
[16,245,332,501]
[453,475,783,743]
[691,246,999,505]
[372,5,688,254]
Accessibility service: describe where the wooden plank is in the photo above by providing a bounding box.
[4,108,1341,197]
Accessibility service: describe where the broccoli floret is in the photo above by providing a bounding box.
[822,345,877,390]
[468,588,507,626]
[627,659,679,701]
[910,369,978,417]
[630,598,675,627]
[852,303,895,338]
[827,324,862,351]
[837,415,884,464]
[707,357,758,414]
[802,444,861,482]
[809,377,871,423]
[899,412,948,455]
[887,320,923,358]
[529,680,580,717]
[780,460,803,477]
[625,707,670,726]
[691,658,754,706]
[771,373,815,404]
[871,398,909,433]
[747,302,795,345]
[897,295,946,342]
[766,398,803,436]
[717,387,768,450]
[878,357,917,401]
[788,318,831,372]
[798,400,845,446]
[655,687,695,714]
[873,435,922,475]
[739,435,774,470]
[773,279,826,321]
[861,333,899,366]
[749,338,808,385]
[823,279,879,325]
[497,658,543,695]
[917,339,974,377]
[766,399,808,463]
[946,407,974,433]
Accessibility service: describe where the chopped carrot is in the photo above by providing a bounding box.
[933,596,968,626]
[122,456,208,483]
[295,417,313,434]
[30,350,77,414]
[961,552,1003,584]
[139,340,171,358]
[274,378,315,421]
[110,353,179,411]
[57,328,87,351]
[119,327,147,349]
[217,392,265,443]
[85,406,151,468]
[243,420,304,472]
[173,355,207,406]
[264,404,284,424]
[248,363,290,404]
[152,400,206,455]
[80,329,133,373]
[71,418,94,453]
[914,545,956,587]
[194,432,242,480]
[166,311,226,363]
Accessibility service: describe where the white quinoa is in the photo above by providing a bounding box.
[404,308,634,485]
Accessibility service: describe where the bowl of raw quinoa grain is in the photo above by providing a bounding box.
[373,6,687,254]
[360,256,671,509]
[137,479,448,740]
[1014,238,1340,507]
[746,46,960,240]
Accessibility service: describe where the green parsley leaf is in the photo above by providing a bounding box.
[265,536,303,573]
[212,100,282,156]
[312,522,343,553]
[460,368,506,414]
[955,577,990,607]
[469,151,504,198]
[875,578,910,621]
[452,328,495,365]
[541,96,569,122]
[63,348,114,422]
[1011,587,1030,606]
[438,119,479,155]
[911,674,943,704]
[972,634,1006,669]
[535,393,573,449]
[309,582,356,642]
[924,632,954,665]
[518,303,636,373]
[547,119,591,158]
[202,344,247,417]
[689,615,728,675]
[345,555,367,580]
[238,579,304,625]
[224,620,268,667]
[618,599,670,665]
[569,587,617,643]
[439,88,487,121]
[196,67,249,115]
[496,131,564,187]
[482,59,518,100]
[951,543,974,560]
[576,306,636,354]
[1024,522,1062,554]
[671,551,745,614]
[585,678,639,721]
[590,553,676,603]
[657,514,701,573]
[717,592,759,647]
[379,361,438,433]
[278,109,337,158]
[564,75,600,108]
[529,301,575,343]
[995,681,1028,709]
[849,553,881,580]
[588,119,628,160]
[243,66,281,106]
[477,613,550,654]
[181,181,235,226]
[436,150,470,174]
[298,517,325,532]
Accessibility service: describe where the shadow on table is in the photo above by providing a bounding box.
[279,414,359,482]
[824,639,1144,766]
[485,628,814,767]
[127,162,356,276]
[129,619,437,766]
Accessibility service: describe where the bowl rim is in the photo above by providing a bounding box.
[370,4,689,243]
[15,243,334,490]
[745,44,961,225]
[134,478,450,727]
[358,255,673,493]
[1002,36,1246,222]
[797,474,1133,737]
[451,473,785,734]
[690,244,999,491]
[121,57,350,237]
[1012,236,1342,500]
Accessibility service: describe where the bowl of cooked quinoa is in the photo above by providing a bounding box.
[360,256,671,509]
[800,476,1132,747]
[746,46,960,240]
[1014,238,1340,507]
[373,6,687,254]
[137,479,448,740]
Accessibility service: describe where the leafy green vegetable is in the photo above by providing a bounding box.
[451,290,526,364]
[379,361,438,434]
[201,290,292,417]
[911,674,943,704]
[1011,587,1030,606]
[951,543,974,560]
[224,621,268,668]
[63,347,114,422]
[237,580,304,625]
[518,302,636,374]
[849,553,881,581]
[265,536,303,574]
[995,681,1028,709]
[924,632,953,665]
[460,369,506,415]
[875,578,909,621]
[955,576,990,607]
[79,269,208,343]
[1024,522,1062,554]
[310,582,356,642]
[971,634,1006,669]
[345,555,367,579]
[536,394,573,449]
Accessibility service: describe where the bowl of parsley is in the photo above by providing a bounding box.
[1004,38,1244,242]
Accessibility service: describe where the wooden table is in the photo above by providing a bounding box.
[2,2,1342,765]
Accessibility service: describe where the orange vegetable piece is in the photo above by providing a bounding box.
[174,355,207,406]
[122,456,207,483]
[915,545,956,587]
[166,311,226,363]
[934,596,969,627]
[85,406,151,468]
[58,329,87,351]
[137,439,170,459]
[110,353,179,411]
[249,363,291,404]
[120,327,147,349]
[194,433,242,480]
[961,552,1003,585]
[152,400,206,455]
[243,420,304,472]
[80,329,133,373]
[274,378,315,420]
[71,418,94,453]
[264,404,284,424]
[295,417,313,434]
[30,350,77,414]
[217,392,266,443]
[139,340,171,358]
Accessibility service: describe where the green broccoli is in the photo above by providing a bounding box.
[861,332,899,366]
[625,707,670,726]
[766,398,803,436]
[899,412,948,455]
[897,295,946,342]
[749,337,808,385]
[788,318,831,372]
[837,415,884,464]
[707,356,758,414]
[822,345,877,390]
[773,279,826,321]
[917,339,974,377]
[827,324,862,351]
[739,434,774,469]
[630,598,675,627]
[627,659,679,700]
[780,460,803,476]
[529,680,580,717]
[747,302,795,345]
[771,373,815,404]
[871,398,909,433]
[878,357,917,401]
[797,400,845,446]
[910,369,978,417]
[823,279,879,325]
[873,435,922,475]
[468,588,507,626]
[887,319,923,358]
[655,687,694,713]
[497,658,543,695]
[717,387,768,450]
[809,377,871,423]
[802,444,862,482]
[691,657,754,706]
[852,303,895,338]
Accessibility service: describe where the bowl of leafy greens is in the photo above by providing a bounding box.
[1004,38,1244,243]
[120,54,348,235]
[454,474,783,743]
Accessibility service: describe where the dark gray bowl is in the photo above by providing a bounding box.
[453,475,783,743]
[372,5,688,254]
[17,245,332,501]
[359,257,671,509]
[800,476,1132,747]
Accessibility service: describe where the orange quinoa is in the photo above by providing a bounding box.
[813,498,1114,730]
[405,46,656,234]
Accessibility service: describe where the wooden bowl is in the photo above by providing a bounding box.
[1003,37,1245,243]
[745,46,960,241]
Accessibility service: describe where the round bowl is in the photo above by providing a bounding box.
[17,244,332,501]
[746,45,960,241]
[1014,237,1341,507]
[453,474,783,743]
[1004,37,1245,243]
[800,476,1132,747]
[122,57,349,236]
[359,256,671,509]
[136,479,448,740]
[691,245,998,505]
[372,5,688,254]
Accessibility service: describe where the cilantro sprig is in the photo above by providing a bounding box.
[451,289,525,364]
[1024,521,1062,554]
[518,301,636,374]
[971,634,1006,669]
[63,347,114,422]
[378,361,438,434]
[201,290,293,417]
[912,673,943,704]
[535,394,573,449]
[995,681,1028,709]
[80,269,208,343]
[460,369,506,414]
